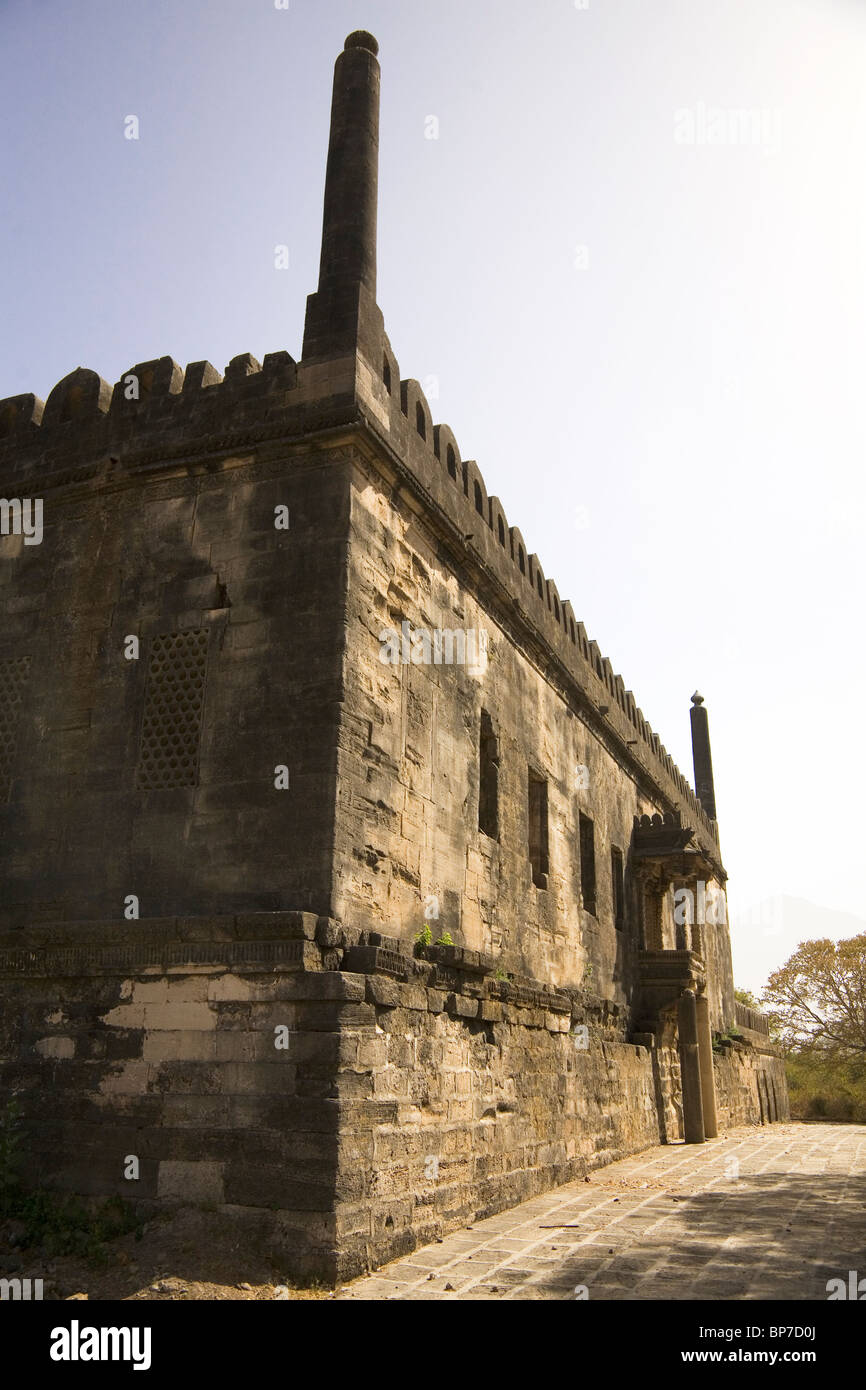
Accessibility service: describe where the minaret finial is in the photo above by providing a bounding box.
[345,29,378,56]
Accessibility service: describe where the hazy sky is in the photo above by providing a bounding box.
[2,0,864,989]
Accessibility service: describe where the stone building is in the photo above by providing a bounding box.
[0,31,787,1280]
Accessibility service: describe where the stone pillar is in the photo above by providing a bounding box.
[689,693,717,821]
[677,989,705,1143]
[302,31,384,365]
[694,992,718,1138]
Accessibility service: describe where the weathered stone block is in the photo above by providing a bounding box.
[157,1160,225,1203]
[236,911,319,940]
[446,993,479,1019]
[365,977,401,1008]
[142,1030,217,1062]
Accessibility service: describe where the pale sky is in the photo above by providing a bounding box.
[2,0,864,991]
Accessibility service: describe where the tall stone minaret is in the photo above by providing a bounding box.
[302,31,384,367]
[689,692,717,822]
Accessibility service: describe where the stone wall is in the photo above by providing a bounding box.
[0,349,733,1010]
[0,349,724,882]
[714,1031,789,1130]
[335,448,736,1028]
[0,439,349,929]
[0,915,786,1281]
[332,943,662,1277]
[0,915,347,1279]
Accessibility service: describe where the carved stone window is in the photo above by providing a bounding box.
[0,656,31,801]
[137,630,209,789]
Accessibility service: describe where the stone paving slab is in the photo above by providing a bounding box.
[337,1123,866,1301]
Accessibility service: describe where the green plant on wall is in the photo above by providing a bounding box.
[713,1024,744,1048]
[415,925,455,953]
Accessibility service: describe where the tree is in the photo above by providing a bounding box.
[734,987,759,1010]
[762,935,866,1060]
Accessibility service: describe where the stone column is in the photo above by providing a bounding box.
[694,992,718,1138]
[317,30,380,303]
[689,693,717,821]
[302,30,384,365]
[677,988,705,1143]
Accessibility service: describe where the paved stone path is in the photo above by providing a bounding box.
[337,1123,866,1300]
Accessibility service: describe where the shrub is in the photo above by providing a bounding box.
[786,1052,866,1123]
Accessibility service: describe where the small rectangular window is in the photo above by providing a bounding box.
[579,812,596,915]
[611,846,624,929]
[528,770,549,888]
[478,710,499,839]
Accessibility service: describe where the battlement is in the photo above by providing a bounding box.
[365,350,721,860]
[0,337,720,866]
[0,351,316,486]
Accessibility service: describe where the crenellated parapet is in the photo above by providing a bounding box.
[357,348,721,861]
[0,350,313,489]
[0,336,720,862]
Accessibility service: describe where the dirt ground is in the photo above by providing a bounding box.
[1,1206,337,1301]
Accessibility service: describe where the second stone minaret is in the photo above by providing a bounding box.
[689,692,717,822]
